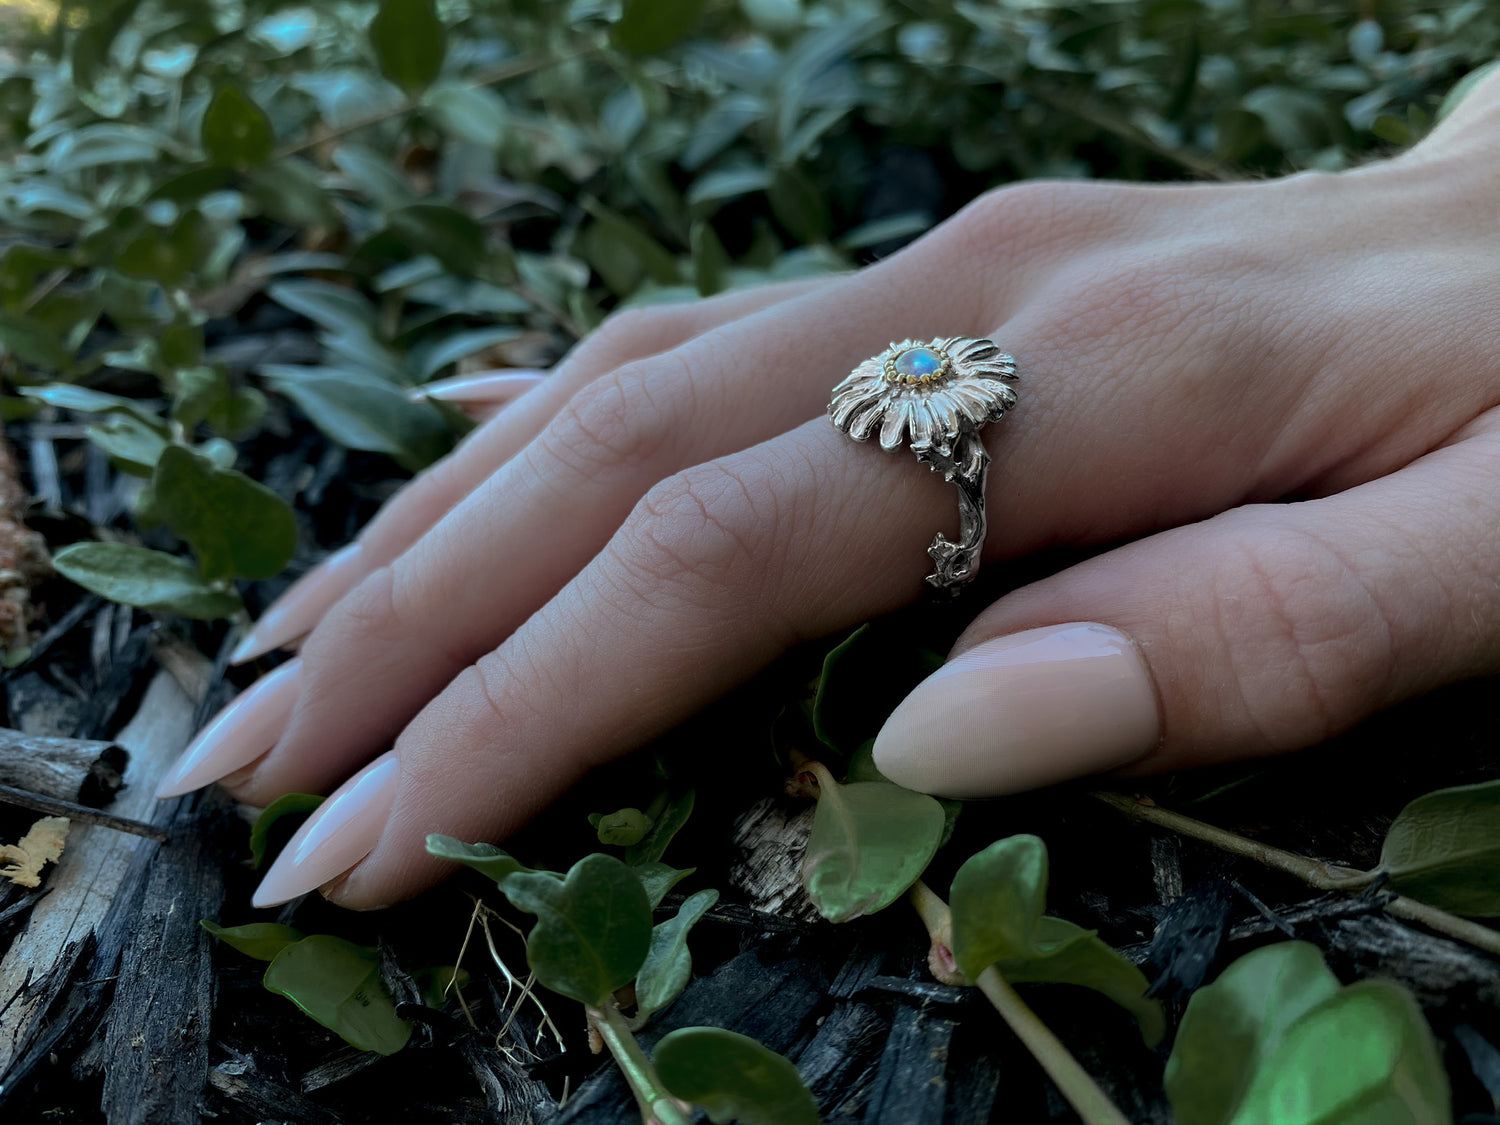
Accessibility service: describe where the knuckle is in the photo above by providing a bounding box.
[957,180,1128,254]
[1211,520,1396,747]
[539,358,684,478]
[580,306,690,365]
[608,462,770,604]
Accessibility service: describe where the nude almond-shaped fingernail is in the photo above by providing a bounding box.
[155,660,302,798]
[251,752,399,908]
[872,623,1160,799]
[231,543,364,665]
[409,370,546,404]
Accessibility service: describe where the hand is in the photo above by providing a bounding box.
[156,74,1500,910]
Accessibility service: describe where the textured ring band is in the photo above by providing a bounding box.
[827,337,1018,595]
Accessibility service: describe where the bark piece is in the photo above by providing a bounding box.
[0,666,204,1080]
[0,728,127,806]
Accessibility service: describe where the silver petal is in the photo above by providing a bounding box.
[878,400,910,451]
[831,385,883,430]
[848,400,886,441]
[908,398,935,447]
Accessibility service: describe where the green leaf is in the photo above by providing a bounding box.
[1229,980,1450,1125]
[633,862,695,910]
[625,788,695,866]
[115,211,210,288]
[18,385,165,429]
[500,853,652,1007]
[999,917,1165,1048]
[1378,779,1500,915]
[370,0,446,95]
[0,244,69,312]
[580,199,683,287]
[261,366,453,470]
[388,204,487,278]
[949,834,1050,978]
[1166,941,1342,1125]
[595,808,651,847]
[160,321,204,370]
[613,0,705,56]
[686,167,771,209]
[201,84,275,169]
[201,920,304,962]
[0,311,73,372]
[245,159,339,230]
[654,1027,819,1125]
[250,793,325,870]
[409,326,522,381]
[411,964,469,1008]
[635,888,718,1024]
[206,387,268,440]
[51,542,242,620]
[263,935,413,1055]
[691,220,731,297]
[1437,59,1500,124]
[267,280,377,337]
[84,416,169,476]
[768,166,828,244]
[145,166,235,206]
[948,835,1162,1042]
[425,85,506,148]
[425,834,535,884]
[152,445,299,582]
[801,775,944,923]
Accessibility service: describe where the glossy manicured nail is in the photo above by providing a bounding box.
[872,623,1160,799]
[251,752,399,908]
[155,660,302,798]
[231,543,363,665]
[409,370,546,405]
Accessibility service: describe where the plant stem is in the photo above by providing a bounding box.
[975,967,1133,1125]
[1090,791,1370,890]
[908,882,1131,1125]
[587,1000,692,1125]
[1093,791,1500,957]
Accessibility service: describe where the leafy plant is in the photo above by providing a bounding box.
[202,922,413,1056]
[427,838,815,1125]
[1166,942,1451,1125]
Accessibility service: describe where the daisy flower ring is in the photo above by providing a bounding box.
[827,337,1018,594]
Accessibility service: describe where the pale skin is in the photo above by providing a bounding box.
[179,73,1500,909]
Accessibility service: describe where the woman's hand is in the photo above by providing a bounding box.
[156,74,1500,910]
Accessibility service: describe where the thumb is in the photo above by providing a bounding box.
[872,425,1500,798]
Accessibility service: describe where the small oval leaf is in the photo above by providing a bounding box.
[201,920,304,962]
[52,542,242,620]
[263,935,413,1055]
[654,1026,819,1125]
[500,853,652,1008]
[201,84,274,169]
[370,0,446,94]
[801,775,944,923]
[1379,779,1500,915]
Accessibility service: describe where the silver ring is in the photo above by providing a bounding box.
[828,336,1017,595]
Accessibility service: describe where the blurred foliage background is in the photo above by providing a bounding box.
[0,0,1496,622]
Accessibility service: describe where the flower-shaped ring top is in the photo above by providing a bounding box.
[828,337,1018,593]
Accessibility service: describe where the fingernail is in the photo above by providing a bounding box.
[872,623,1160,799]
[155,660,302,798]
[409,370,545,405]
[231,543,363,665]
[251,752,399,908]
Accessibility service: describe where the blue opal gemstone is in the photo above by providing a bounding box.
[894,347,943,381]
